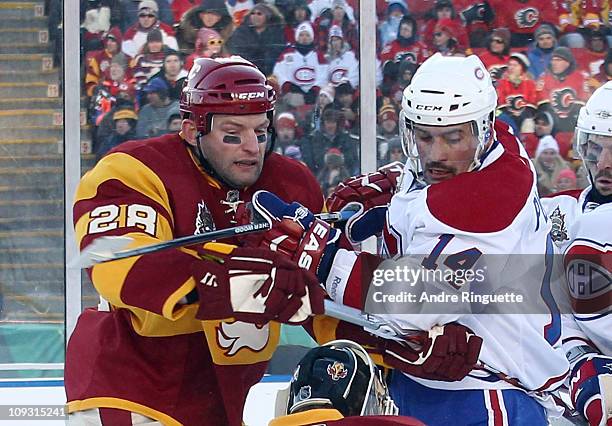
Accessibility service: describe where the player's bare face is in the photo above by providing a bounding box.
[200,113,268,188]
[414,123,477,184]
[584,135,612,196]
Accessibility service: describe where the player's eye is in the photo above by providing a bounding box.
[256,133,268,143]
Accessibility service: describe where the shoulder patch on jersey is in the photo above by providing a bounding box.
[426,145,533,233]
[549,206,569,243]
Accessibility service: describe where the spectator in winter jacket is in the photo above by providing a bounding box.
[378,0,410,47]
[317,147,351,196]
[323,25,359,88]
[184,28,227,70]
[477,27,511,82]
[273,21,327,106]
[312,0,359,54]
[533,135,569,196]
[588,49,612,90]
[147,50,188,102]
[121,0,178,58]
[421,0,469,50]
[119,0,174,32]
[129,29,172,92]
[85,27,125,96]
[176,0,234,51]
[95,108,138,161]
[274,112,303,157]
[573,27,610,77]
[380,15,429,66]
[431,18,466,56]
[135,77,179,139]
[281,0,312,45]
[226,3,286,77]
[496,52,537,131]
[527,24,557,79]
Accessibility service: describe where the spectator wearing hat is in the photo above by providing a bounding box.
[301,107,358,175]
[148,50,188,102]
[573,27,610,77]
[431,18,467,56]
[166,113,182,133]
[225,3,286,77]
[555,168,577,192]
[536,46,589,158]
[95,108,138,161]
[533,135,569,196]
[492,0,558,47]
[378,0,410,47]
[477,28,511,82]
[421,0,469,51]
[122,0,177,58]
[317,147,351,196]
[380,15,430,67]
[376,103,401,166]
[312,0,359,54]
[135,77,179,139]
[282,0,312,45]
[381,58,417,108]
[309,0,356,24]
[89,53,137,124]
[496,52,537,130]
[129,29,172,93]
[323,25,359,88]
[273,21,327,107]
[119,0,174,32]
[177,0,234,51]
[527,24,558,79]
[519,105,555,157]
[80,0,114,54]
[275,112,301,154]
[453,0,495,47]
[85,27,125,97]
[589,49,612,90]
[184,28,227,71]
[333,81,359,131]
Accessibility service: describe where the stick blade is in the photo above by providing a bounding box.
[68,236,134,269]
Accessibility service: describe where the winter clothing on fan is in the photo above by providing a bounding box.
[380,15,430,66]
[324,25,359,88]
[176,0,235,51]
[475,28,511,82]
[121,1,177,58]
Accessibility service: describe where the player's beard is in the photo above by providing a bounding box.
[423,161,457,184]
[594,169,612,196]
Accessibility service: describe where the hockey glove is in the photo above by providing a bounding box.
[570,354,612,426]
[192,243,326,325]
[242,190,341,283]
[337,321,483,382]
[326,162,404,244]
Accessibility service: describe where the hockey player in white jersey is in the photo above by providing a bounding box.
[244,53,570,425]
[542,81,612,426]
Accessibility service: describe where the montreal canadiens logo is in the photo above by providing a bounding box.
[330,68,348,85]
[327,361,348,381]
[294,67,316,83]
[474,67,485,80]
[515,7,539,28]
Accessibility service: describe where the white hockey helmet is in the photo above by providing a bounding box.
[400,53,497,171]
[575,81,612,171]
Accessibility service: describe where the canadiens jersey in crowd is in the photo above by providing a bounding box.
[65,133,323,426]
[319,121,569,413]
[541,188,612,359]
[273,48,328,94]
[268,409,425,426]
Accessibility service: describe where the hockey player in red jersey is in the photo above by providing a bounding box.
[542,81,612,426]
[270,340,425,426]
[65,57,326,426]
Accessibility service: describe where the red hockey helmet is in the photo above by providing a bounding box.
[180,56,276,134]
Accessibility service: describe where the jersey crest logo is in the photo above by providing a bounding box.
[551,87,577,118]
[329,67,348,85]
[549,207,569,242]
[507,94,527,114]
[327,361,348,381]
[298,385,311,401]
[515,7,539,28]
[195,200,216,234]
[216,321,270,356]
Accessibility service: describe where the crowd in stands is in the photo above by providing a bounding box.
[78,0,612,196]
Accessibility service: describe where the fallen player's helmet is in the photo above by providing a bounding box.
[575,80,612,178]
[400,53,497,172]
[179,56,276,136]
[286,340,398,417]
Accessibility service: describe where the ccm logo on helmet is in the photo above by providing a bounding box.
[232,92,265,100]
[416,105,443,111]
[298,222,329,270]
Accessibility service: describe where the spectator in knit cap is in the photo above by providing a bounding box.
[324,25,359,88]
[121,0,178,58]
[226,3,286,77]
[85,27,124,97]
[308,84,335,131]
[431,18,466,56]
[283,144,304,162]
[555,168,577,192]
[377,103,401,166]
[275,112,302,156]
[380,15,430,67]
[135,77,179,139]
[312,0,359,53]
[575,27,611,78]
[282,0,312,45]
[177,0,234,51]
[421,0,469,51]
[148,50,188,102]
[273,21,327,106]
[95,108,138,161]
[496,52,537,131]
[378,0,410,47]
[120,0,174,31]
[317,147,351,196]
[477,28,511,82]
[527,24,557,79]
[536,46,589,158]
[520,108,555,158]
[129,28,172,94]
[184,28,227,71]
[533,135,569,196]
[333,81,358,131]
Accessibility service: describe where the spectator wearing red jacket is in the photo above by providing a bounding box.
[85,27,125,97]
[313,0,359,54]
[421,0,469,50]
[496,52,537,130]
[431,18,467,56]
[536,46,589,158]
[589,50,612,90]
[380,15,430,66]
[573,27,610,77]
[477,27,511,82]
[491,0,559,47]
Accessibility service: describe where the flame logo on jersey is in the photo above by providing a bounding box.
[549,206,569,242]
[506,94,527,115]
[216,321,270,356]
[515,7,539,28]
[551,87,578,118]
[327,361,348,381]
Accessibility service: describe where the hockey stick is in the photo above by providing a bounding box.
[69,209,355,269]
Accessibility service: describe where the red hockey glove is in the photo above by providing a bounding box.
[569,353,612,426]
[326,162,404,244]
[192,243,326,325]
[337,321,483,381]
[241,190,341,283]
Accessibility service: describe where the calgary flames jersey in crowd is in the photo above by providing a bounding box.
[496,77,538,116]
[491,0,560,34]
[65,133,323,426]
[536,71,589,130]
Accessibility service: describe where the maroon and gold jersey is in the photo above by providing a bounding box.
[65,133,324,426]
